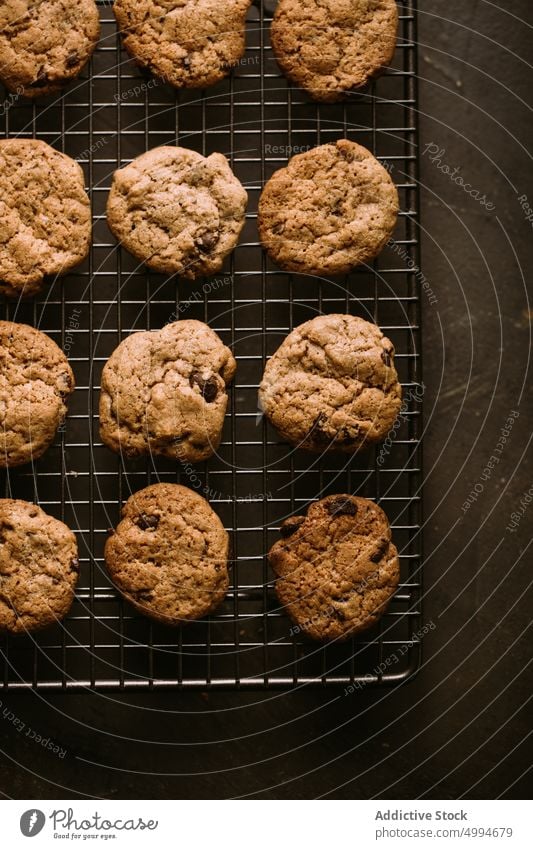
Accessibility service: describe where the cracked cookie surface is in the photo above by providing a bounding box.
[0,499,79,634]
[105,483,230,626]
[0,139,92,298]
[269,494,399,641]
[259,314,402,453]
[271,0,398,102]
[258,140,399,276]
[0,321,75,467]
[99,319,236,463]
[113,0,251,90]
[0,0,100,98]
[106,145,248,279]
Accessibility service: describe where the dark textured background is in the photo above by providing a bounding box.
[1,0,531,800]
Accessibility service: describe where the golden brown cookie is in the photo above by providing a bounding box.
[106,145,248,280]
[0,499,79,635]
[0,0,100,98]
[269,494,400,641]
[271,0,398,102]
[105,483,230,626]
[258,140,399,276]
[0,321,75,467]
[114,0,252,90]
[259,314,402,453]
[99,319,236,463]
[0,139,92,299]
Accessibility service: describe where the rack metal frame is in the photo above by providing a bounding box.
[1,0,422,690]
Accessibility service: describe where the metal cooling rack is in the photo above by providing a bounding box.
[0,0,422,690]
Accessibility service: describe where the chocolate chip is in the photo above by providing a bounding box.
[197,232,219,253]
[280,516,305,538]
[66,51,80,68]
[308,413,332,444]
[134,513,160,531]
[370,537,389,562]
[190,372,219,403]
[327,497,358,517]
[338,425,361,445]
[29,68,49,88]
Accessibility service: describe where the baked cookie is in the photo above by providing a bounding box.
[258,140,398,276]
[269,494,399,641]
[99,319,236,463]
[271,0,398,102]
[259,314,401,453]
[0,139,92,299]
[0,321,75,467]
[113,0,251,90]
[0,499,79,635]
[105,483,230,626]
[106,146,248,279]
[0,0,100,99]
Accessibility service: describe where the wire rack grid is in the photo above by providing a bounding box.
[0,0,422,690]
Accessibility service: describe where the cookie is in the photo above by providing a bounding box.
[99,319,236,463]
[113,0,251,90]
[271,0,398,102]
[0,139,92,299]
[258,140,399,276]
[259,314,402,453]
[106,146,248,279]
[0,499,79,635]
[105,483,230,626]
[269,494,400,641]
[0,321,75,467]
[0,0,100,99]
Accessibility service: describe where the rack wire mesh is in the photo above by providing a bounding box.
[0,0,422,690]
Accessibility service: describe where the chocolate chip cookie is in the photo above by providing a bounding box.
[105,483,230,626]
[258,140,399,276]
[0,0,100,98]
[259,314,402,453]
[99,319,236,463]
[106,146,248,279]
[271,0,398,102]
[0,139,92,299]
[0,499,79,635]
[0,321,75,467]
[269,494,400,641]
[113,0,251,90]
